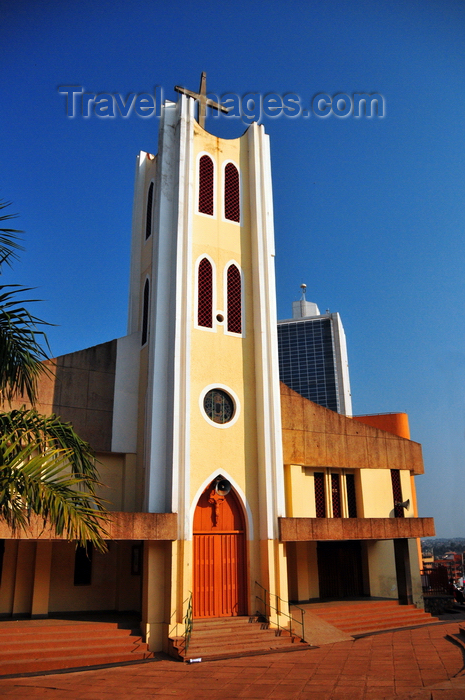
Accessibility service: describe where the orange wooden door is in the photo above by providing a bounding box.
[193,487,246,618]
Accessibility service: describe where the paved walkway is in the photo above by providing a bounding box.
[1,621,465,699]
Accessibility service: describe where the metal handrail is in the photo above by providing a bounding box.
[183,592,193,653]
[255,581,306,641]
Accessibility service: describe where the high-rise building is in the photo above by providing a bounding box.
[277,284,352,415]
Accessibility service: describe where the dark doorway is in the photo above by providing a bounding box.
[317,541,365,598]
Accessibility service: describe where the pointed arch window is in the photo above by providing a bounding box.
[224,163,240,222]
[198,155,214,215]
[141,278,150,346]
[197,258,213,328]
[227,264,242,334]
[145,182,154,240]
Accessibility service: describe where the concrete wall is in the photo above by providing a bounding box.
[281,383,424,475]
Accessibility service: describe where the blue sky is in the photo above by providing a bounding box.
[2,0,465,537]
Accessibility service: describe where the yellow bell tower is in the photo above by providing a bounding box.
[127,75,288,647]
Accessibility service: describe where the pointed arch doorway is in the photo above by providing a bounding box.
[193,483,247,618]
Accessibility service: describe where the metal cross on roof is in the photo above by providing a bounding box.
[174,72,230,128]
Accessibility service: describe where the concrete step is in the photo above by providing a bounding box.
[0,622,134,639]
[0,638,147,660]
[0,650,154,676]
[0,620,154,677]
[2,633,142,654]
[170,616,314,662]
[308,601,438,636]
[319,609,434,625]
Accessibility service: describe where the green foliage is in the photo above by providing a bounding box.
[0,434,108,551]
[0,409,101,486]
[0,286,50,404]
[0,200,23,269]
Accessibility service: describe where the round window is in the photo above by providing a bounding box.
[203,389,235,424]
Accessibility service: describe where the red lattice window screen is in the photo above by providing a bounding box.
[346,474,357,518]
[199,155,214,215]
[146,182,154,240]
[224,163,240,222]
[197,258,213,328]
[314,473,325,518]
[391,469,404,518]
[227,265,241,333]
[331,474,341,517]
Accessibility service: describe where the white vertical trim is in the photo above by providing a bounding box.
[331,312,353,416]
[172,96,195,539]
[127,152,148,334]
[144,101,180,512]
[248,123,285,541]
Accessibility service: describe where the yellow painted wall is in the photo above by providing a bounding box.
[286,541,320,602]
[359,469,413,518]
[366,540,398,599]
[285,465,316,517]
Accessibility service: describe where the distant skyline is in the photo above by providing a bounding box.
[3,0,465,536]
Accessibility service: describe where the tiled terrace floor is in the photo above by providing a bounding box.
[1,621,465,700]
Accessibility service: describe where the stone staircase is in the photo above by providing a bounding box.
[0,618,155,677]
[306,600,439,637]
[170,615,313,662]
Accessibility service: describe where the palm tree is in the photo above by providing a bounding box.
[0,201,108,551]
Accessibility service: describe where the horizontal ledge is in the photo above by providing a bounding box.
[279,516,435,541]
[0,512,178,541]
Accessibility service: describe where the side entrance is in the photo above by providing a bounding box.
[193,485,247,618]
[317,540,366,598]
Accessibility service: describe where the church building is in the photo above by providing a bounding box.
[0,77,435,659]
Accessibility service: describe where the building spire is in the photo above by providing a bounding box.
[292,283,320,319]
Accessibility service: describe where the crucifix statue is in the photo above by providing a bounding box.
[174,72,230,128]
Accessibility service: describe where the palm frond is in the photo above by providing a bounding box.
[0,408,101,489]
[0,286,50,404]
[0,436,109,552]
[0,200,24,269]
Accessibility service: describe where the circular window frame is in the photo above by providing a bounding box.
[199,384,240,429]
